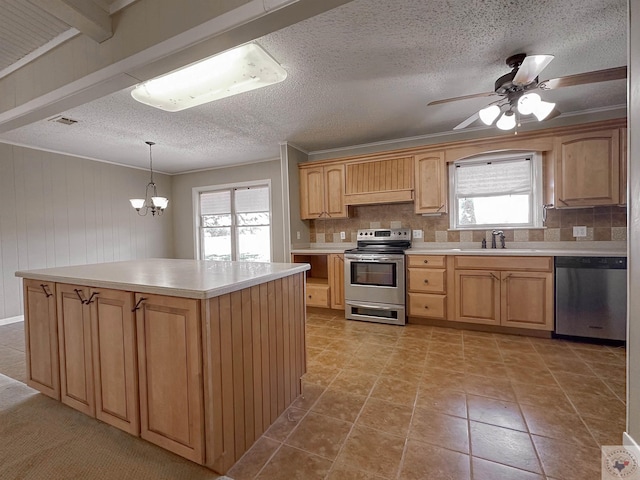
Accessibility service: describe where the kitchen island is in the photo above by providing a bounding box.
[16,258,310,474]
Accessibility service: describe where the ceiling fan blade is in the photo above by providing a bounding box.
[453,111,480,130]
[545,107,562,121]
[428,91,496,106]
[513,54,554,86]
[541,66,627,89]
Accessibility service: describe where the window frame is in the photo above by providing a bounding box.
[448,151,543,230]
[193,179,273,262]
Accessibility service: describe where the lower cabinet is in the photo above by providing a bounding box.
[329,253,345,309]
[23,279,59,399]
[292,253,345,310]
[453,256,554,331]
[135,293,204,464]
[407,255,447,319]
[56,284,139,433]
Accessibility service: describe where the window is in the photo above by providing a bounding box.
[197,183,271,262]
[449,152,543,229]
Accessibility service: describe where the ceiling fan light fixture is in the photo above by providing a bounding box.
[496,110,516,130]
[533,100,556,121]
[517,93,541,115]
[131,43,287,112]
[479,104,501,125]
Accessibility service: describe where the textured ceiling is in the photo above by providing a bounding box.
[0,0,628,174]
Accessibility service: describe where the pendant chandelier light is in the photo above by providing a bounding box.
[129,141,168,216]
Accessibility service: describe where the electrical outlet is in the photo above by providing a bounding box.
[296,231,301,240]
[340,231,346,240]
[573,226,587,237]
[412,229,423,239]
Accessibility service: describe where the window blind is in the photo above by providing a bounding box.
[455,158,531,196]
[234,186,269,213]
[200,190,231,215]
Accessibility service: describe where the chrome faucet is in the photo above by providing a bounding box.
[491,230,505,249]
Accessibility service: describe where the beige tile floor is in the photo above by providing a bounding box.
[0,314,626,480]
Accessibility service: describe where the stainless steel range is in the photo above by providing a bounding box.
[344,228,411,325]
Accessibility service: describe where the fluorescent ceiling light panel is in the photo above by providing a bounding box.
[131,43,287,112]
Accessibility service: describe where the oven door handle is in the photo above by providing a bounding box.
[345,256,399,262]
[346,301,398,311]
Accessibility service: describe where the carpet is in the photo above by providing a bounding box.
[0,374,233,480]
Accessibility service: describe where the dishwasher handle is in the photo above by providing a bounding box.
[555,256,626,269]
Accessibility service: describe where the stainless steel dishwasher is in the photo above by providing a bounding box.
[555,256,627,341]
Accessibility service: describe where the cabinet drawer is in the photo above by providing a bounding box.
[408,293,446,319]
[306,283,330,308]
[408,268,446,294]
[454,256,552,272]
[407,255,446,268]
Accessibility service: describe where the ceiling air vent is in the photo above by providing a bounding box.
[48,115,78,125]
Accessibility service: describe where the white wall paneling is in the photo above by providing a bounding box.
[0,144,174,319]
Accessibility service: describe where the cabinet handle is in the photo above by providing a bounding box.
[558,198,568,206]
[503,274,511,281]
[436,204,445,212]
[423,279,429,284]
[423,259,429,264]
[40,284,52,298]
[85,292,99,304]
[490,273,499,281]
[424,305,429,309]
[132,297,147,312]
[74,289,87,304]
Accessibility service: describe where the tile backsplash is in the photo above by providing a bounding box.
[309,203,627,245]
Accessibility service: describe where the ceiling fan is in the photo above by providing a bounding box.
[428,53,627,131]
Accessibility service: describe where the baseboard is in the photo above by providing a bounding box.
[0,315,23,326]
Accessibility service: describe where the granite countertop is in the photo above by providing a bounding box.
[292,242,627,257]
[16,258,310,299]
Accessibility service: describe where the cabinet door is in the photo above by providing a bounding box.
[91,288,139,435]
[554,129,620,206]
[501,272,553,330]
[57,284,95,416]
[454,270,500,325]
[329,254,345,309]
[325,164,348,218]
[414,152,447,214]
[23,279,60,399]
[136,294,204,463]
[299,166,325,219]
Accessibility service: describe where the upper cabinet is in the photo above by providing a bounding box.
[344,156,414,205]
[554,129,621,207]
[414,152,447,214]
[299,164,348,219]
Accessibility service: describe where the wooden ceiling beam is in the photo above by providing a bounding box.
[27,0,112,43]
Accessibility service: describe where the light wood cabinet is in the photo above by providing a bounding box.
[453,256,553,331]
[91,288,139,435]
[56,284,140,434]
[554,129,620,207]
[57,284,95,416]
[344,156,414,205]
[501,272,553,330]
[299,164,347,219]
[292,253,344,310]
[414,152,447,214]
[23,279,59,400]
[328,253,345,309]
[136,293,204,463]
[407,255,447,320]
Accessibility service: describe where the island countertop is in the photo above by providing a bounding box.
[16,258,310,299]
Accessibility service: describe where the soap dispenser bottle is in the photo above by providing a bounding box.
[481,238,487,249]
